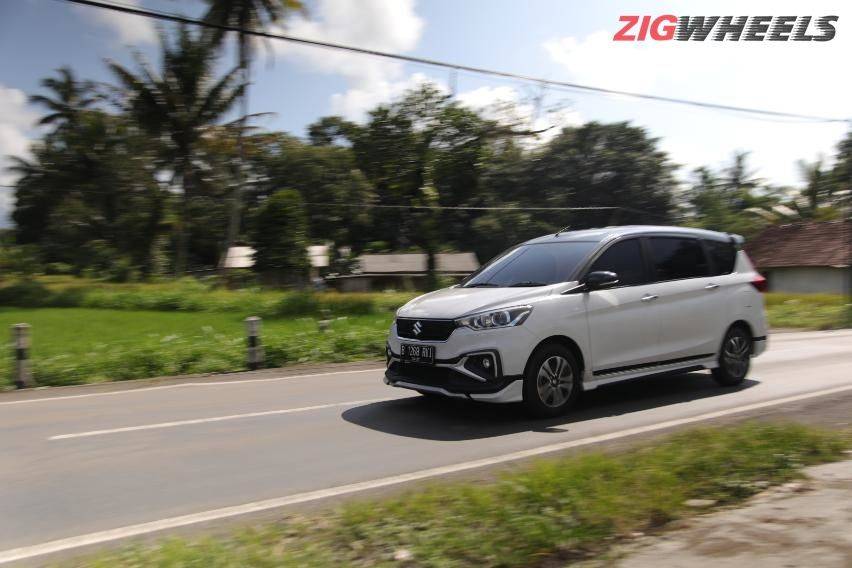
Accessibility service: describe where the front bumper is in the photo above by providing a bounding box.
[384,361,524,403]
[384,321,538,403]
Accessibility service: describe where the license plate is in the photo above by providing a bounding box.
[400,343,435,365]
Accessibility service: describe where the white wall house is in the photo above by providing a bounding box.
[745,220,851,295]
[328,252,479,292]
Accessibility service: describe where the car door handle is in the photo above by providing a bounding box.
[641,294,659,302]
[705,283,719,290]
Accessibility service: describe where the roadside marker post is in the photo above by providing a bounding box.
[12,323,34,389]
[245,317,264,371]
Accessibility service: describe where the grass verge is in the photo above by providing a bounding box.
[0,308,391,388]
[71,422,850,567]
[764,293,851,330]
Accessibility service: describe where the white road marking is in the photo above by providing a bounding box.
[4,382,852,565]
[49,397,399,440]
[0,368,385,406]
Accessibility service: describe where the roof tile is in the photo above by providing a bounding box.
[745,220,851,268]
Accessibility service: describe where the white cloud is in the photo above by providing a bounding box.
[330,72,443,119]
[81,0,157,45]
[270,0,425,120]
[542,9,852,186]
[0,85,38,227]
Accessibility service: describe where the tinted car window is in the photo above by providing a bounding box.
[704,239,736,275]
[587,239,647,286]
[463,242,596,287]
[648,237,709,281]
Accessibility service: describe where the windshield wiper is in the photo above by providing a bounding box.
[508,281,547,287]
[464,282,498,288]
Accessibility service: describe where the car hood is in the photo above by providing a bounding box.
[396,283,576,319]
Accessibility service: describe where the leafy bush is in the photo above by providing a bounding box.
[0,279,49,307]
[44,262,73,275]
[274,292,320,316]
[0,278,415,319]
[0,245,43,278]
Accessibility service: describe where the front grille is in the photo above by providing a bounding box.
[396,318,456,341]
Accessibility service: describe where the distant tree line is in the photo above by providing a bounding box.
[3,16,850,284]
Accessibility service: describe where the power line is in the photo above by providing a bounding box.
[61,0,850,124]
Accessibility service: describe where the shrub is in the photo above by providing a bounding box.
[44,262,74,275]
[275,292,320,316]
[0,279,49,307]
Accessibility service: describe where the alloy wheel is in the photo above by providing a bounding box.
[722,332,750,378]
[536,355,574,407]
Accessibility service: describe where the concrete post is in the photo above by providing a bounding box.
[245,316,264,371]
[12,323,34,389]
[318,308,332,333]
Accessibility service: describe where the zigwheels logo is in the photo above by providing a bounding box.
[613,16,838,41]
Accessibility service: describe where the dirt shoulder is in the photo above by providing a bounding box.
[602,458,852,568]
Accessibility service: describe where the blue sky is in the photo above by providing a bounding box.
[1,0,850,226]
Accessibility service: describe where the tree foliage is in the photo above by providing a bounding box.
[250,189,308,282]
[107,24,244,274]
[8,21,849,287]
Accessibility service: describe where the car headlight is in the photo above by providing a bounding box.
[455,306,532,330]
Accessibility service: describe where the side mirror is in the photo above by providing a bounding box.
[583,271,619,291]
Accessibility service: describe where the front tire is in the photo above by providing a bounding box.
[712,325,751,386]
[522,344,581,418]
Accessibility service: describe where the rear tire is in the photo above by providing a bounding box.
[712,325,751,386]
[522,344,581,418]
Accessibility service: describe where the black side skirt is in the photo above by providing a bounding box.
[594,353,715,377]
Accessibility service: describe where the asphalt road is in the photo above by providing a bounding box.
[1,330,851,564]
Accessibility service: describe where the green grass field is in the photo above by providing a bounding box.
[71,422,850,567]
[0,308,392,388]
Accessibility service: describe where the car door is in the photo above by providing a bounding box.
[645,236,718,361]
[582,238,661,373]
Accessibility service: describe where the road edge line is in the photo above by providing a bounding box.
[0,368,386,406]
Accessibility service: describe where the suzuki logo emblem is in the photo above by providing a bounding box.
[413,321,422,336]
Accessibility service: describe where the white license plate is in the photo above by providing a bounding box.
[400,343,435,364]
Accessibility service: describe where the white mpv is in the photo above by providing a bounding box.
[385,226,768,417]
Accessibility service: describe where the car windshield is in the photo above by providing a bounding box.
[462,242,597,288]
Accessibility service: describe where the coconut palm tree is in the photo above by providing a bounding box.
[29,66,95,131]
[203,0,305,270]
[108,24,244,275]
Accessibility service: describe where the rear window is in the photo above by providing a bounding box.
[462,242,596,287]
[648,237,709,281]
[704,239,736,275]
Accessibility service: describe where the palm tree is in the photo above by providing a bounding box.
[29,66,95,130]
[797,158,829,214]
[203,0,305,270]
[108,25,244,275]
